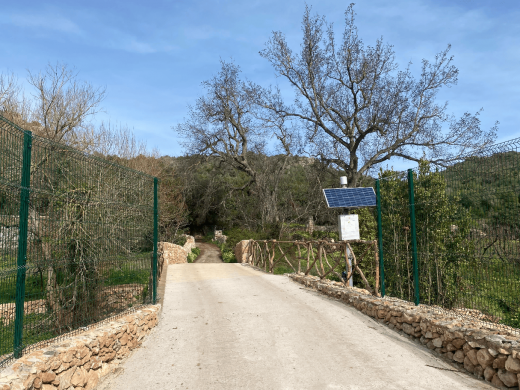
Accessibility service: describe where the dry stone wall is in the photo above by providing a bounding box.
[157,235,196,276]
[0,305,160,390]
[0,301,46,326]
[289,274,520,389]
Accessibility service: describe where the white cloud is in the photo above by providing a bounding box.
[6,12,82,35]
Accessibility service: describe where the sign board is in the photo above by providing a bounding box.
[338,214,360,241]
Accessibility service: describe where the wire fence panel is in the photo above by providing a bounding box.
[379,171,417,302]
[378,139,520,334]
[0,115,158,367]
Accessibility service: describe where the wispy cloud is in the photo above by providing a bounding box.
[6,12,83,35]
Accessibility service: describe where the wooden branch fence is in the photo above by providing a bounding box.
[246,239,381,296]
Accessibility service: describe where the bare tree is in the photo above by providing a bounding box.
[260,4,497,186]
[176,60,297,226]
[0,73,33,128]
[28,62,106,148]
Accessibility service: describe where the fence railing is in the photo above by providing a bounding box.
[0,115,159,367]
[376,138,520,333]
[247,239,381,295]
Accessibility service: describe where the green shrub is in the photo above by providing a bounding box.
[216,243,236,263]
[173,235,187,246]
[187,247,201,263]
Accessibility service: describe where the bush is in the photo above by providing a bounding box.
[216,243,236,263]
[187,247,201,263]
[173,235,187,247]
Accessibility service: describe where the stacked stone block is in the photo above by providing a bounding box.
[0,305,160,390]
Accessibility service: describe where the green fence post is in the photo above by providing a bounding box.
[152,177,158,304]
[407,169,420,306]
[13,130,32,358]
[375,180,385,297]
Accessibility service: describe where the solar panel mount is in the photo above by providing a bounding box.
[323,187,376,209]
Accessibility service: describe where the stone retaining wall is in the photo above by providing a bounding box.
[157,235,196,275]
[289,274,520,389]
[0,305,160,390]
[0,301,46,326]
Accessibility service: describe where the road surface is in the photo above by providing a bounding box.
[194,241,223,263]
[100,264,492,390]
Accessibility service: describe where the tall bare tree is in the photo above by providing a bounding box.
[260,4,497,186]
[176,60,297,227]
[28,62,106,148]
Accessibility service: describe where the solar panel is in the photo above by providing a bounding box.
[323,187,376,209]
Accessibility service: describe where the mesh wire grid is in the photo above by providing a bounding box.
[377,140,520,334]
[0,115,158,367]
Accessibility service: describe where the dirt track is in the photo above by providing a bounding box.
[193,241,223,263]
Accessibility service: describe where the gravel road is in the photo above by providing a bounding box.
[100,264,493,390]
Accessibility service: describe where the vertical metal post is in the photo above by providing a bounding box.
[14,131,32,358]
[375,180,385,297]
[407,169,420,306]
[152,177,158,304]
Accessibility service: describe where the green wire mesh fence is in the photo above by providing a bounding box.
[0,115,159,367]
[377,138,520,333]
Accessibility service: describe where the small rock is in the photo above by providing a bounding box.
[497,369,518,388]
[451,338,465,349]
[446,343,457,352]
[488,348,498,357]
[84,369,100,390]
[492,355,508,370]
[467,349,479,366]
[491,374,505,388]
[453,350,465,363]
[401,323,414,335]
[476,348,494,369]
[483,366,495,382]
[464,356,476,374]
[58,366,76,389]
[41,371,56,384]
[432,338,443,348]
[505,356,520,374]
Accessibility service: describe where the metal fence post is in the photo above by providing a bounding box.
[375,180,386,297]
[152,177,158,304]
[407,169,420,306]
[13,130,32,358]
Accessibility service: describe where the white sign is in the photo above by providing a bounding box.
[338,214,360,241]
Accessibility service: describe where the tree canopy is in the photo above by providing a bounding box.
[260,4,497,186]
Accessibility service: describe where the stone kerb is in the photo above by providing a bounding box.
[0,304,160,390]
[289,274,520,388]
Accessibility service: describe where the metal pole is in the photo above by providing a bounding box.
[152,177,158,304]
[407,169,420,306]
[375,180,385,297]
[13,130,32,358]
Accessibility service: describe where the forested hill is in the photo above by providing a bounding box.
[444,151,520,224]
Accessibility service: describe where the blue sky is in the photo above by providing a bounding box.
[1,0,519,164]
